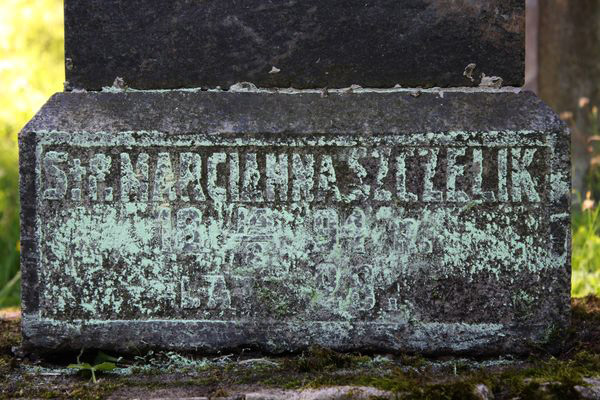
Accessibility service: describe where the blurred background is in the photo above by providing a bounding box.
[0,0,63,308]
[0,0,599,308]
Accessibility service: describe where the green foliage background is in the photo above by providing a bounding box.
[0,0,598,307]
[572,209,600,297]
[0,0,64,307]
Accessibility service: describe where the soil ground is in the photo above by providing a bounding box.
[2,297,600,399]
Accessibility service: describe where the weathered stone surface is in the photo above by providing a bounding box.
[575,377,600,400]
[64,0,524,90]
[20,89,569,354]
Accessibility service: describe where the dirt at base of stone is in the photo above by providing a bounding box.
[3,296,600,400]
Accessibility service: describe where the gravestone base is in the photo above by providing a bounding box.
[20,89,569,355]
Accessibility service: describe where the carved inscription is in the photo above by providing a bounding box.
[43,146,545,204]
[37,140,555,321]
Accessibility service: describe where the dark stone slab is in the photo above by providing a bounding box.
[64,0,525,90]
[20,89,569,354]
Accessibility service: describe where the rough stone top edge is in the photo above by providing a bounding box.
[84,84,524,95]
[21,89,567,137]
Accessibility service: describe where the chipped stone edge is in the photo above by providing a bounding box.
[95,83,522,95]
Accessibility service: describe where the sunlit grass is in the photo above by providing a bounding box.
[0,0,63,307]
[572,207,600,297]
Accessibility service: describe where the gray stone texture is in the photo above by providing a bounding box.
[64,0,525,90]
[19,90,569,355]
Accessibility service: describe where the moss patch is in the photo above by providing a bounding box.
[3,297,600,399]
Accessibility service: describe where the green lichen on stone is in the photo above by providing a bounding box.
[22,127,569,353]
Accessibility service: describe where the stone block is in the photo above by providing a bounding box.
[20,89,569,354]
[64,0,524,90]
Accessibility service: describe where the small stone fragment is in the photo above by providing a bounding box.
[341,84,362,94]
[229,81,258,92]
[464,63,477,82]
[479,73,503,88]
[112,76,126,89]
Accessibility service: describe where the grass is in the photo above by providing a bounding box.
[573,207,600,297]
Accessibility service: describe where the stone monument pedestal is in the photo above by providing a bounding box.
[20,88,570,354]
